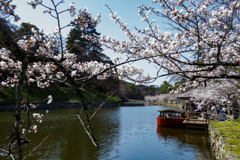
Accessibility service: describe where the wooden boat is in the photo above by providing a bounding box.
[157,109,185,127]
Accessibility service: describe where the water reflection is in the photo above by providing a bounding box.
[157,126,214,160]
[157,126,184,141]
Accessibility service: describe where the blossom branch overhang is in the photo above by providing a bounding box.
[26,77,71,88]
[137,4,160,39]
[0,22,26,61]
[0,21,65,64]
[191,75,240,81]
[138,43,240,68]
[2,22,240,86]
[105,4,139,42]
[73,57,146,83]
[125,68,215,84]
[0,24,145,88]
[138,1,240,54]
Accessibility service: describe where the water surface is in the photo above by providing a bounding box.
[0,103,215,160]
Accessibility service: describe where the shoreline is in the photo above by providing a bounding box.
[0,101,122,111]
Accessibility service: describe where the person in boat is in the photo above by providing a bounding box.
[166,113,170,118]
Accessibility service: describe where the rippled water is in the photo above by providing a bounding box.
[0,103,216,160]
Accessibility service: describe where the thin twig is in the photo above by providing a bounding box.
[89,89,117,120]
[77,115,98,147]
[22,135,50,160]
[0,149,15,160]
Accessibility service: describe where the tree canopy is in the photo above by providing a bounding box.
[66,20,110,63]
[15,22,40,38]
[159,81,172,94]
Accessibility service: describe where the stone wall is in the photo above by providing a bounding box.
[209,124,240,160]
[0,102,121,111]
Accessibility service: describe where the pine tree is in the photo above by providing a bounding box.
[66,21,112,63]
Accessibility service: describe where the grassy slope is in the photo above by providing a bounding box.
[0,86,121,103]
[210,119,240,156]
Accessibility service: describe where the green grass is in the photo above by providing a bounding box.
[0,86,121,103]
[128,99,142,102]
[210,119,240,156]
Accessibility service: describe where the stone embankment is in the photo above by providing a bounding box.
[209,124,240,160]
[0,102,121,111]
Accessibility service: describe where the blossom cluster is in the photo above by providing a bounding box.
[2,0,240,97]
[145,79,240,105]
[27,0,42,9]
[21,124,38,134]
[21,113,43,135]
[0,30,146,89]
[98,0,240,83]
[0,0,20,21]
[74,7,101,30]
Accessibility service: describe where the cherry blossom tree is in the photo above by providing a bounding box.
[145,79,240,109]
[1,0,240,159]
[99,0,240,83]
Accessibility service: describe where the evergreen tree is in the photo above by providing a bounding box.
[15,22,39,38]
[159,81,172,94]
[0,18,18,47]
[66,21,112,64]
[67,20,118,93]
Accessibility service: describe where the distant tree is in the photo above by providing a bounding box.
[159,81,172,94]
[15,22,40,38]
[0,18,18,46]
[66,20,110,63]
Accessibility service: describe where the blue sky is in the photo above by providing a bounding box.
[12,0,171,86]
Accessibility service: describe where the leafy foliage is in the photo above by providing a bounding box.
[159,81,172,94]
[66,20,112,63]
[121,81,160,100]
[0,86,121,103]
[15,22,40,38]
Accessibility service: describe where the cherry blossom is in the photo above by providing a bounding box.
[0,0,20,21]
[47,95,53,104]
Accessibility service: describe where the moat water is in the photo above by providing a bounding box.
[0,102,216,160]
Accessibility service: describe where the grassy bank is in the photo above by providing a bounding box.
[152,102,182,109]
[210,119,240,157]
[0,86,121,103]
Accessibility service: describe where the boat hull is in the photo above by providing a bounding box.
[157,117,168,126]
[157,117,185,127]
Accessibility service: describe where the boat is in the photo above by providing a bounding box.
[157,109,185,127]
